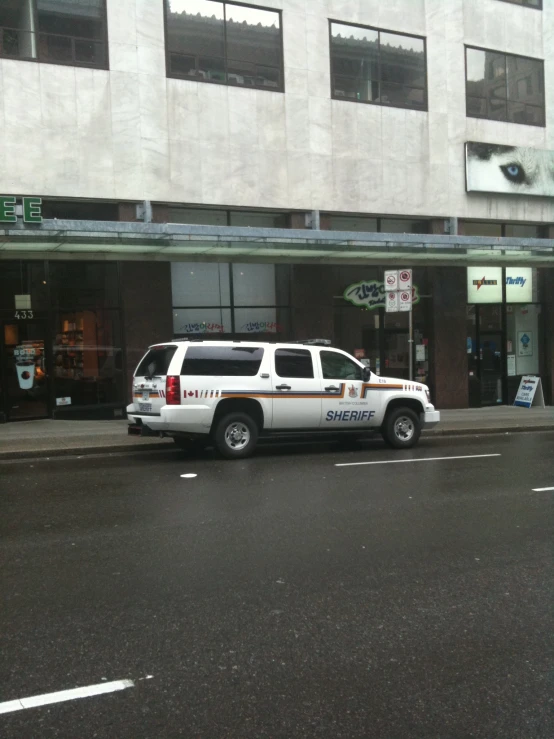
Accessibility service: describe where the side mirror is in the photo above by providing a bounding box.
[362,366,371,382]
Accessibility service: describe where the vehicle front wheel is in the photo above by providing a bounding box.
[382,407,421,449]
[214,412,259,459]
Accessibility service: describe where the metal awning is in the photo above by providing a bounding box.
[1,220,554,265]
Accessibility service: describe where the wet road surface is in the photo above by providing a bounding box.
[1,433,553,738]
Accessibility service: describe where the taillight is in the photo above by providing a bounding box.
[166,375,181,405]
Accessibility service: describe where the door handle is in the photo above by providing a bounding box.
[325,385,340,392]
[275,384,291,391]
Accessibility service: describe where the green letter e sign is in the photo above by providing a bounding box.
[23,197,42,224]
[0,197,16,223]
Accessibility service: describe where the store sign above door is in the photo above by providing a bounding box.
[344,278,420,310]
[467,267,533,303]
[0,197,42,224]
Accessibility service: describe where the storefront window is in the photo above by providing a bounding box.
[171,261,290,336]
[49,262,123,410]
[0,260,48,312]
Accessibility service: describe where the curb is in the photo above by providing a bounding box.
[1,425,553,461]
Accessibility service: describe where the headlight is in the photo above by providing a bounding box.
[425,388,431,403]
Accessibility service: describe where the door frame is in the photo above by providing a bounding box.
[469,304,507,407]
[0,318,52,422]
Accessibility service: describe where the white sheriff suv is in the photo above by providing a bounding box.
[127,339,440,459]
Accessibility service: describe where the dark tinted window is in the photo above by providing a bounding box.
[165,0,283,92]
[465,46,544,126]
[275,349,314,379]
[320,351,362,381]
[181,346,264,376]
[136,347,177,377]
[330,22,426,111]
[0,0,108,68]
[497,0,541,7]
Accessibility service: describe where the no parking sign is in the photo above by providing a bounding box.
[385,269,413,313]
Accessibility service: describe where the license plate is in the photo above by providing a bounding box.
[142,391,150,401]
[138,403,152,413]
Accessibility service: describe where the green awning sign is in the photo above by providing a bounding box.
[0,197,42,224]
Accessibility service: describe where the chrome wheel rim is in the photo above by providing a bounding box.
[224,422,250,451]
[394,416,414,441]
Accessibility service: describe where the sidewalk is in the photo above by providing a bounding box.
[1,407,553,460]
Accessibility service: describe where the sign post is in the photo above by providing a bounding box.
[385,269,413,380]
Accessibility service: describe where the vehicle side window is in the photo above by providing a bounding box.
[275,348,314,379]
[181,346,264,376]
[320,350,363,381]
[136,346,177,377]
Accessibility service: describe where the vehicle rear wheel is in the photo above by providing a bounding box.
[173,437,209,454]
[214,412,258,459]
[382,407,421,449]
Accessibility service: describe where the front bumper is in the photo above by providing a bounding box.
[422,409,440,429]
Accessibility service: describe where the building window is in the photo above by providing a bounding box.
[171,262,290,337]
[496,0,541,8]
[327,215,431,234]
[0,0,108,69]
[164,0,283,92]
[330,21,427,111]
[465,46,544,126]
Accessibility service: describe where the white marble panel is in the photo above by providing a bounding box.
[141,136,171,201]
[306,14,330,73]
[42,130,80,195]
[136,0,165,49]
[310,154,333,210]
[167,80,199,142]
[358,159,383,213]
[381,160,407,213]
[229,89,258,149]
[284,68,308,98]
[404,160,431,214]
[257,93,287,151]
[283,12,308,70]
[169,139,202,201]
[198,85,229,146]
[333,157,360,211]
[331,101,358,160]
[307,69,331,100]
[109,43,139,74]
[483,3,507,52]
[78,131,115,198]
[139,73,168,142]
[0,63,5,133]
[3,121,43,193]
[380,108,406,163]
[356,104,382,161]
[258,151,288,207]
[76,69,112,141]
[110,72,142,193]
[138,44,166,78]
[428,114,449,165]
[200,143,230,204]
[427,163,450,215]
[404,111,428,163]
[463,0,486,48]
[226,146,259,206]
[378,0,426,36]
[288,151,312,208]
[40,65,78,131]
[3,61,41,131]
[308,97,332,155]
[285,95,310,152]
[107,0,137,46]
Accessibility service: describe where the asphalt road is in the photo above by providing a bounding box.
[1,433,553,738]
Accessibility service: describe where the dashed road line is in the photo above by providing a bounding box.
[532,486,554,492]
[0,679,135,715]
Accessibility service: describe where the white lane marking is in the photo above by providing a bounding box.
[0,679,134,715]
[181,473,197,479]
[532,486,554,492]
[335,453,501,468]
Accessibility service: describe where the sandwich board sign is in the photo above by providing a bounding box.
[385,269,412,313]
[513,375,545,409]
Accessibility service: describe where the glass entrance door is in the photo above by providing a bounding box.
[1,321,50,421]
[467,305,505,407]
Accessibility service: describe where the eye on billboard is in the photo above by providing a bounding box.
[466,142,554,197]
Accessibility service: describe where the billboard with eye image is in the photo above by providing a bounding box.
[465,141,554,197]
